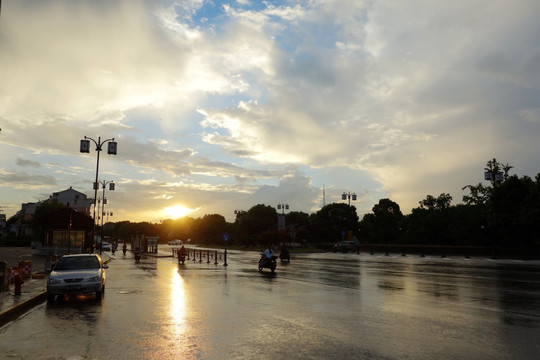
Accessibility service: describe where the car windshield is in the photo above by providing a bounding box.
[55,256,101,270]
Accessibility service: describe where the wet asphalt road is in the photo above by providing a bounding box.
[1,249,539,360]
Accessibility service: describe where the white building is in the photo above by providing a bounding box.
[9,187,94,237]
[49,187,92,216]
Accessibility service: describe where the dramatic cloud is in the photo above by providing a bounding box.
[1,0,539,222]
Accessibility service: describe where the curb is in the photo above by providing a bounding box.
[0,291,47,327]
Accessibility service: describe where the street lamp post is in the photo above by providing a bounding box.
[80,136,117,252]
[342,192,357,206]
[234,209,246,217]
[484,170,503,259]
[276,203,289,231]
[98,180,115,255]
[277,203,289,214]
[342,192,357,252]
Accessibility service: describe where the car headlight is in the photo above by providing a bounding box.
[48,278,62,285]
[85,276,100,282]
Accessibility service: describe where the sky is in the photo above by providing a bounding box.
[1,0,539,224]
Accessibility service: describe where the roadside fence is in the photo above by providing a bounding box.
[171,248,228,266]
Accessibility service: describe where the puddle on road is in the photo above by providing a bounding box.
[117,289,143,294]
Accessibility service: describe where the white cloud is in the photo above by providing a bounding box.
[1,0,539,222]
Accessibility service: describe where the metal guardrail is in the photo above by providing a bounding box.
[171,248,228,266]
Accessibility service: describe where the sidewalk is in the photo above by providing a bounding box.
[0,248,48,326]
[0,247,111,327]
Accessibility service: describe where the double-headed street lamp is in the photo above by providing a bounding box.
[97,180,115,255]
[277,203,289,231]
[277,203,289,214]
[342,192,357,206]
[80,136,117,252]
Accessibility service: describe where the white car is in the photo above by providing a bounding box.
[47,254,108,303]
[168,239,183,245]
[100,241,111,251]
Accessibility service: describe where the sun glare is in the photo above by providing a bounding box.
[163,205,194,219]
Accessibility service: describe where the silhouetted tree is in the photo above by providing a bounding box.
[196,214,227,244]
[311,203,359,242]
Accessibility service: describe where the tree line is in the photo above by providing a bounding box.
[4,159,540,256]
[104,159,540,256]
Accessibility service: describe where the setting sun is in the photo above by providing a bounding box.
[162,205,195,219]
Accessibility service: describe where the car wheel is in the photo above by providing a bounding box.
[96,287,103,301]
[47,293,55,304]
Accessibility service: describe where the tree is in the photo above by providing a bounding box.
[489,174,540,252]
[419,193,452,210]
[485,158,513,187]
[462,158,513,205]
[460,159,540,256]
[368,198,403,246]
[236,204,278,246]
[311,203,359,243]
[411,194,454,252]
[196,214,227,244]
[285,211,310,228]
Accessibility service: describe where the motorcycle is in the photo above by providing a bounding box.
[258,253,277,273]
[178,254,186,265]
[135,249,141,263]
[279,248,290,262]
[122,245,127,256]
[177,249,187,265]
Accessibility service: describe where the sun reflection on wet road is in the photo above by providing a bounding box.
[169,268,187,339]
[1,251,539,360]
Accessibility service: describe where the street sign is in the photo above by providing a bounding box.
[222,233,230,242]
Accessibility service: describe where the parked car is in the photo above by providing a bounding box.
[47,254,108,303]
[333,241,358,253]
[100,241,111,251]
[168,239,183,245]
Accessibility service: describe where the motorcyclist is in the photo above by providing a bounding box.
[280,242,290,261]
[178,245,187,264]
[264,244,275,266]
[122,243,127,255]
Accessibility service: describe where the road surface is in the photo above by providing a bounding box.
[1,249,539,359]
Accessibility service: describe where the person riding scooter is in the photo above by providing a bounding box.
[135,246,141,263]
[258,244,278,272]
[177,245,187,265]
[263,244,277,266]
[279,243,290,262]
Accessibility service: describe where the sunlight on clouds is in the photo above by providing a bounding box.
[1,0,539,224]
[162,205,197,219]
